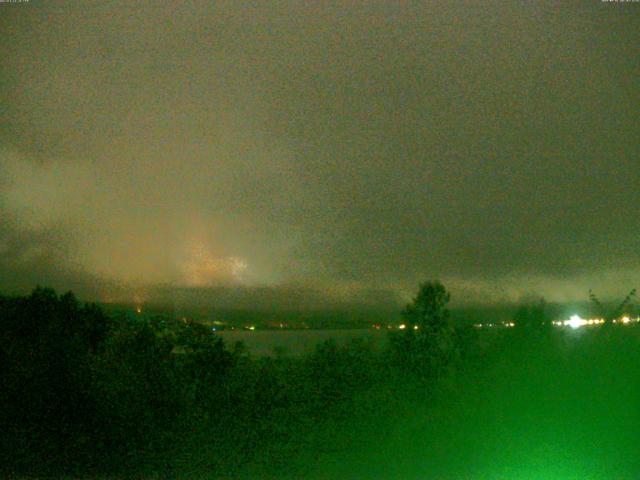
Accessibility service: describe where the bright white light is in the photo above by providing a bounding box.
[413,325,419,330]
[565,315,587,329]
[399,324,406,330]
[621,316,631,324]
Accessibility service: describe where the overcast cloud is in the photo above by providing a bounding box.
[1,1,638,306]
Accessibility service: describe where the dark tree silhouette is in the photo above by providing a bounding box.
[402,281,451,332]
[513,297,550,330]
[389,281,459,377]
[0,287,108,473]
[0,284,467,477]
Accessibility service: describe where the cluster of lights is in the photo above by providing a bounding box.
[552,315,605,329]
[473,322,514,329]
[373,324,421,330]
[472,316,640,330]
[615,316,635,325]
[555,315,640,329]
[397,324,420,330]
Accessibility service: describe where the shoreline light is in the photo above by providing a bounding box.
[565,315,587,329]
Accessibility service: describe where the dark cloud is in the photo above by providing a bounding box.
[1,2,639,305]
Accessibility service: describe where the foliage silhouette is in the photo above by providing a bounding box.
[388,281,459,378]
[0,287,108,473]
[0,285,463,478]
[513,297,551,330]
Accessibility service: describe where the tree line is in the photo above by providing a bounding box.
[0,281,635,477]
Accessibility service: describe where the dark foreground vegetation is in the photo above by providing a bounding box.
[1,283,639,479]
[0,282,461,478]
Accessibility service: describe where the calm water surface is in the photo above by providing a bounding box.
[217,328,387,356]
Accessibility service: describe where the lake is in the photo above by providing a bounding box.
[217,328,388,356]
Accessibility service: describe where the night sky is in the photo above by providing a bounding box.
[1,2,638,307]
